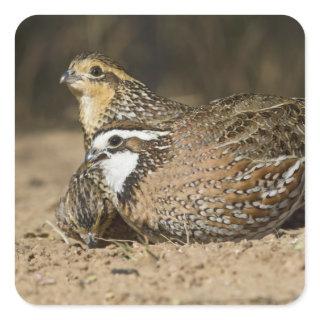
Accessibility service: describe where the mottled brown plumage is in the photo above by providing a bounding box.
[56,162,117,247]
[86,94,304,243]
[59,52,304,244]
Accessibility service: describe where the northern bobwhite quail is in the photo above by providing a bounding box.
[60,52,187,150]
[83,94,304,243]
[56,162,117,247]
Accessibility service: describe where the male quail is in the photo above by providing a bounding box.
[84,94,304,243]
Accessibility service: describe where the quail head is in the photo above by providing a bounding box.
[85,94,304,244]
[56,162,117,248]
[60,52,187,149]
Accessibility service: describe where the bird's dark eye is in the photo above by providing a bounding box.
[109,135,123,147]
[90,66,103,77]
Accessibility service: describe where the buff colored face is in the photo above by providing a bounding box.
[60,55,133,98]
[60,59,111,96]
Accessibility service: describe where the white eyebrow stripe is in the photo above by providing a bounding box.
[92,129,170,150]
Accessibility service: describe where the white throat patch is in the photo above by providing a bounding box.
[100,150,139,194]
[92,129,170,194]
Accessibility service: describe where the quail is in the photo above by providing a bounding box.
[59,52,304,243]
[56,162,117,247]
[84,94,304,243]
[60,52,187,150]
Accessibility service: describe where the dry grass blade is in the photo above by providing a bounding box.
[95,236,137,244]
[143,244,159,261]
[44,220,70,245]
[183,213,190,245]
[113,241,135,260]
[95,237,136,260]
[160,233,187,246]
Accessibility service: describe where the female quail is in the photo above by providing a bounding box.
[60,52,187,150]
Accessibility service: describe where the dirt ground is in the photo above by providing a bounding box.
[15,130,305,305]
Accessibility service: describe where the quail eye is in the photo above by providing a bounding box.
[90,66,103,77]
[108,135,123,147]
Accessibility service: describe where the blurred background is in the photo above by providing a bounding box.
[15,15,304,132]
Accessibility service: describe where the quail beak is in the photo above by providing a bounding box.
[60,69,80,84]
[85,151,110,164]
[82,232,98,248]
[85,151,94,162]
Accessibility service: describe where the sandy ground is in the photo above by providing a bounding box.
[15,130,305,305]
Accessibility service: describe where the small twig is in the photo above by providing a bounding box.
[98,236,158,260]
[159,233,186,246]
[95,237,137,244]
[95,237,137,259]
[136,233,149,245]
[277,228,303,236]
[183,213,190,245]
[143,244,159,261]
[44,220,70,245]
[115,242,135,260]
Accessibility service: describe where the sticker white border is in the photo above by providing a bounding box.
[1,1,318,319]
